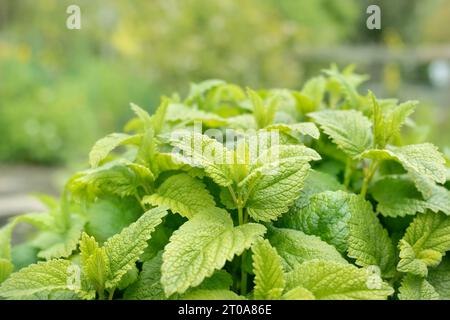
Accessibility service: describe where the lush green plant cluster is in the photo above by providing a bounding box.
[1,66,450,300]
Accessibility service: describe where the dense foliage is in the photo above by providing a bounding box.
[0,67,449,300]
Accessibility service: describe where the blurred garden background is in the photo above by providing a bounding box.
[0,0,449,218]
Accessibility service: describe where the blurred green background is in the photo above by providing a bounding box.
[0,0,449,166]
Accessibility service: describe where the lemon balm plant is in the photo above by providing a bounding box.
[0,66,449,300]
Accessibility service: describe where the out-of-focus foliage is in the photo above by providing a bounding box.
[0,0,361,164]
[0,0,448,164]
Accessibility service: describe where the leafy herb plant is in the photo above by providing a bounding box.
[1,66,449,300]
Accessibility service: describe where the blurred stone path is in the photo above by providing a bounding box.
[0,165,59,225]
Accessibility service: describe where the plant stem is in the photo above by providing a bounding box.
[228,186,238,208]
[108,288,116,300]
[240,251,248,296]
[237,204,247,295]
[238,205,244,226]
[135,194,147,211]
[360,160,379,198]
[344,158,353,189]
[98,290,105,300]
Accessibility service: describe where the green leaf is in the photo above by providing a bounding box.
[161,208,266,296]
[347,195,396,277]
[281,286,315,300]
[103,206,168,289]
[166,103,228,127]
[300,76,326,110]
[252,239,285,300]
[0,258,13,283]
[150,98,169,134]
[309,110,372,157]
[34,216,85,260]
[398,274,439,300]
[285,260,393,300]
[0,222,16,260]
[265,122,320,140]
[370,92,417,148]
[123,253,165,300]
[361,143,447,184]
[323,65,367,109]
[0,259,73,298]
[248,89,278,129]
[194,270,233,291]
[277,191,353,254]
[397,212,450,277]
[130,103,153,129]
[182,289,245,300]
[411,173,450,215]
[143,173,215,218]
[268,227,346,271]
[85,196,141,244]
[186,80,226,105]
[170,131,234,187]
[11,243,39,271]
[69,163,144,199]
[371,177,428,217]
[289,170,345,209]
[244,145,320,222]
[79,233,110,294]
[89,133,138,168]
[428,257,450,299]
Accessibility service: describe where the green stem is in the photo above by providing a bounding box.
[98,290,105,300]
[135,194,147,211]
[238,205,244,228]
[237,204,247,295]
[108,288,116,300]
[360,160,379,198]
[228,186,238,208]
[240,251,248,296]
[142,183,152,195]
[344,158,353,189]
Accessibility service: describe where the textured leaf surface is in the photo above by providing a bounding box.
[371,93,416,148]
[411,174,450,215]
[278,191,353,253]
[35,216,84,260]
[143,173,215,218]
[309,110,372,157]
[0,259,72,298]
[104,206,168,288]
[371,177,428,217]
[182,289,245,300]
[245,145,320,222]
[428,257,450,299]
[252,239,285,300]
[89,133,137,168]
[123,253,165,300]
[161,208,266,296]
[285,260,393,300]
[166,103,228,127]
[282,286,315,300]
[268,227,345,271]
[361,143,446,184]
[79,233,110,293]
[347,195,396,277]
[397,212,450,277]
[265,122,320,140]
[398,274,439,300]
[170,131,234,187]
